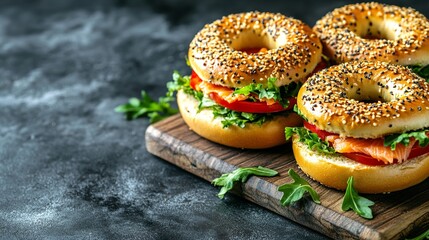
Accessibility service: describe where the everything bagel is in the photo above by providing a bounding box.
[287,61,429,193]
[173,12,324,149]
[298,61,429,138]
[313,2,429,66]
[189,11,323,88]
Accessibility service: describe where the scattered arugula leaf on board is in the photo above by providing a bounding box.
[384,129,429,150]
[278,169,320,206]
[115,90,178,123]
[405,228,429,240]
[341,176,375,219]
[212,166,278,199]
[285,127,335,154]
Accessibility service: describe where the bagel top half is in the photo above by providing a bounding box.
[188,11,322,88]
[313,2,429,66]
[298,61,429,138]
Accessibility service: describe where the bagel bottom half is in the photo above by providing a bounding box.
[177,90,302,149]
[292,135,429,194]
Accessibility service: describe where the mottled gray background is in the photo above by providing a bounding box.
[1,0,428,239]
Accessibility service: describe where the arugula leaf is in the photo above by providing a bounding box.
[285,127,335,154]
[384,129,429,150]
[212,166,278,199]
[405,228,429,240]
[115,90,178,122]
[278,169,320,206]
[408,65,429,82]
[341,176,375,219]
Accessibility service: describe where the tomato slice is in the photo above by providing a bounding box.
[345,142,429,166]
[409,143,429,159]
[341,152,388,166]
[303,121,429,166]
[190,70,295,113]
[190,70,202,91]
[303,121,335,140]
[210,92,295,113]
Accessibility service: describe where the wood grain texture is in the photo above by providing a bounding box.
[145,114,429,240]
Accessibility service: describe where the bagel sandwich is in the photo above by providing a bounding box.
[170,12,325,149]
[286,61,429,194]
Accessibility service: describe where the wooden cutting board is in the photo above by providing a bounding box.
[145,114,429,240]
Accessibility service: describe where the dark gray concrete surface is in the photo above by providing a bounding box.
[1,0,428,239]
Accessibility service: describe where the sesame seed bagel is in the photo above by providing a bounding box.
[177,90,302,149]
[292,135,429,193]
[298,61,429,138]
[313,2,429,65]
[188,12,322,88]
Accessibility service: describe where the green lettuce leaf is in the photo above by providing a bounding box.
[169,72,292,128]
[285,127,335,154]
[234,77,279,100]
[168,71,203,101]
[384,129,429,150]
[234,78,300,108]
[293,104,307,121]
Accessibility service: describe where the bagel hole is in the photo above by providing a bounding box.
[362,32,391,40]
[230,30,276,54]
[359,19,399,41]
[357,98,382,103]
[349,94,384,103]
[347,85,390,103]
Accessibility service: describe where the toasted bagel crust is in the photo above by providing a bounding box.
[177,90,302,149]
[292,135,429,194]
[188,12,322,88]
[313,2,429,65]
[298,61,429,138]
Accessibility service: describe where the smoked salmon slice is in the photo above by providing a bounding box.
[198,80,276,105]
[326,136,416,164]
